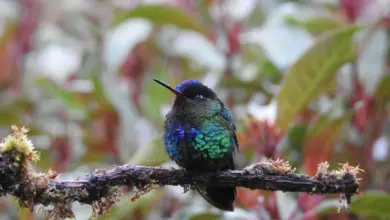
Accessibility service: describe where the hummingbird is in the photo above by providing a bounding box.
[153,78,238,211]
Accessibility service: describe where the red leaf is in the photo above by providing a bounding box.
[0,23,17,88]
[383,17,390,26]
[52,137,72,172]
[298,193,324,211]
[236,187,261,208]
[265,192,279,219]
[209,29,217,44]
[17,0,38,54]
[238,119,283,158]
[303,130,334,176]
[120,42,150,111]
[227,23,241,55]
[350,77,374,132]
[339,0,368,22]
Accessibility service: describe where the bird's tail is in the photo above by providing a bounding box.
[196,185,236,211]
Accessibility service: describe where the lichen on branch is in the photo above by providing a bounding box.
[0,126,362,219]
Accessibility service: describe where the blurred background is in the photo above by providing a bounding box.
[0,0,389,219]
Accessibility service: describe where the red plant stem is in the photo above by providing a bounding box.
[52,136,71,172]
[339,0,367,23]
[349,20,388,190]
[17,0,38,54]
[95,22,122,164]
[14,0,38,88]
[103,110,121,163]
[361,102,386,189]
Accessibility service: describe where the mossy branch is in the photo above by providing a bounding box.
[0,126,362,219]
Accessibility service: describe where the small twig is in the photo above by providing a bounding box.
[0,126,362,219]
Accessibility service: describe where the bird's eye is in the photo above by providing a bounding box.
[195,94,204,100]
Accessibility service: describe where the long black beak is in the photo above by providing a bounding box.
[153,79,186,97]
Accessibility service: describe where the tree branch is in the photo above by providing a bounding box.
[0,126,362,219]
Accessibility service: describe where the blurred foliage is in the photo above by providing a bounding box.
[35,77,89,118]
[350,192,390,218]
[0,0,390,220]
[276,25,362,131]
[375,74,390,102]
[286,16,345,36]
[112,5,206,34]
[127,137,170,166]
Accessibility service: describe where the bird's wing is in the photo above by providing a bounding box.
[219,107,239,152]
[163,121,192,168]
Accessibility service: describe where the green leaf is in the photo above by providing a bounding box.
[308,100,360,137]
[189,213,222,220]
[36,149,53,171]
[112,5,205,34]
[241,43,283,84]
[287,124,308,149]
[78,149,107,165]
[127,136,170,166]
[35,77,89,118]
[375,74,390,102]
[284,123,308,167]
[314,199,342,215]
[0,106,21,124]
[247,5,265,28]
[220,77,273,97]
[350,191,390,218]
[286,16,344,35]
[90,70,113,109]
[261,59,283,83]
[284,124,308,168]
[276,25,364,131]
[18,207,32,220]
[0,97,36,125]
[140,69,172,124]
[309,112,351,137]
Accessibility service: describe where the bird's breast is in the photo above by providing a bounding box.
[190,120,234,159]
[163,115,235,167]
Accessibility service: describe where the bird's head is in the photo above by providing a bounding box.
[153,79,224,117]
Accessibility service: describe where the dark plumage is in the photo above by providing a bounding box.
[154,79,239,211]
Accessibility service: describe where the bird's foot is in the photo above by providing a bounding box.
[215,169,221,181]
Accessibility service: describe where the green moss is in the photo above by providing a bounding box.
[0,125,40,163]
